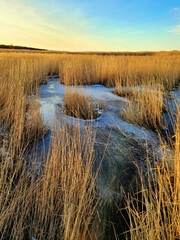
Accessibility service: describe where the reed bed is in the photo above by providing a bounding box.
[0,52,179,124]
[0,53,61,129]
[28,123,96,240]
[120,86,165,130]
[59,54,180,89]
[62,87,100,120]
[0,51,179,239]
[0,52,97,239]
[0,122,96,240]
[125,110,180,240]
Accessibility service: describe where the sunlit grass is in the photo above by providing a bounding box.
[62,87,100,120]
[59,54,180,89]
[125,109,180,240]
[0,122,96,239]
[0,51,179,239]
[120,86,165,130]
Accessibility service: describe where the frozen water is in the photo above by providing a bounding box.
[36,79,180,199]
[37,79,165,193]
[38,79,158,142]
[163,87,180,139]
[33,79,179,235]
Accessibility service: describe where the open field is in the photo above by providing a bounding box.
[0,50,179,239]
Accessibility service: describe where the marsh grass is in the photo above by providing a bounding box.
[120,86,165,131]
[0,122,97,240]
[62,87,100,120]
[27,122,97,240]
[0,51,179,239]
[125,110,180,240]
[59,54,180,90]
[0,52,98,239]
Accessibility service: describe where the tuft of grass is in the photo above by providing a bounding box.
[27,122,97,240]
[62,87,100,120]
[0,122,97,240]
[121,86,165,131]
[125,109,180,240]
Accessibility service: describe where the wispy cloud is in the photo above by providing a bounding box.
[0,0,103,50]
[0,0,90,35]
[170,7,180,20]
[1,0,180,51]
[169,7,180,35]
[169,25,180,34]
[172,7,179,12]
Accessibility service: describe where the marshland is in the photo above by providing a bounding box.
[0,50,179,239]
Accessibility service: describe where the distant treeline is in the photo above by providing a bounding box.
[0,44,45,51]
[0,44,179,56]
[57,51,156,56]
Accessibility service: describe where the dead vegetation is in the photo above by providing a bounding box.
[0,51,179,239]
[125,110,180,240]
[62,87,100,120]
[120,86,165,130]
[59,54,180,89]
[0,122,96,240]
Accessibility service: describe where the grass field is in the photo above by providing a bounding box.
[0,50,179,239]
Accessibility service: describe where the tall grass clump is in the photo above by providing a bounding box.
[0,121,97,239]
[27,122,96,240]
[121,86,165,130]
[126,110,180,240]
[62,87,100,120]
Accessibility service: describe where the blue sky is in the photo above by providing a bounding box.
[0,0,180,51]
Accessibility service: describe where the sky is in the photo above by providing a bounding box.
[0,0,180,51]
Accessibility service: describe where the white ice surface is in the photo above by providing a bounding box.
[38,79,159,144]
[35,79,179,198]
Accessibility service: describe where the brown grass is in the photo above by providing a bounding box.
[120,86,165,130]
[59,54,180,89]
[0,52,98,239]
[126,109,180,240]
[0,122,97,240]
[0,51,179,239]
[62,87,100,120]
[28,123,96,240]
